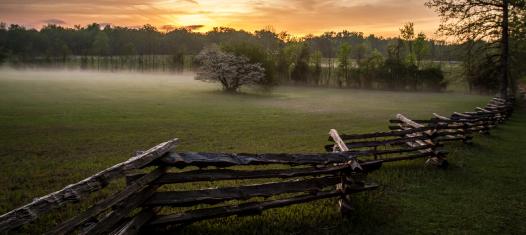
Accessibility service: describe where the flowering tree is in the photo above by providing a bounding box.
[196,47,265,92]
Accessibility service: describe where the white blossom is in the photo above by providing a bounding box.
[196,47,265,92]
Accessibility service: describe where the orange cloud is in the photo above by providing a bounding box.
[0,0,440,37]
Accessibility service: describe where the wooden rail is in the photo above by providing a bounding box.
[0,139,179,233]
[327,96,515,168]
[0,96,517,234]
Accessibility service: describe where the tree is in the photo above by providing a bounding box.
[222,42,277,90]
[311,50,323,85]
[290,43,311,83]
[414,32,429,67]
[400,22,416,64]
[195,46,265,93]
[426,0,526,97]
[91,31,110,70]
[91,31,110,56]
[337,42,351,87]
[254,27,282,52]
[361,49,384,89]
[418,67,448,91]
[276,48,291,82]
[353,43,368,64]
[384,40,405,90]
[0,23,6,63]
[509,6,526,92]
[311,32,336,81]
[60,43,72,63]
[465,52,501,93]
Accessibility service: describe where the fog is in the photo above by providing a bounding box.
[0,66,199,84]
[5,69,232,102]
[0,66,489,116]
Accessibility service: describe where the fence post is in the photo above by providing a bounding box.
[337,160,365,216]
[396,114,447,169]
[426,125,448,169]
[329,129,366,216]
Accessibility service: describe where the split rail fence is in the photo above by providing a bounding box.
[0,96,519,234]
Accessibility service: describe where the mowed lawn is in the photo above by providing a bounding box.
[0,69,525,234]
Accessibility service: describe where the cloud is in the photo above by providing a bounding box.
[41,18,66,25]
[182,24,204,31]
[160,24,204,32]
[218,0,440,37]
[160,24,176,31]
[183,0,199,4]
[0,0,195,26]
[0,0,440,37]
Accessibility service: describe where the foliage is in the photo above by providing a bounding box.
[426,0,526,97]
[461,39,500,94]
[254,28,283,52]
[337,42,351,87]
[400,23,415,41]
[91,31,110,56]
[418,67,448,91]
[414,32,429,66]
[221,42,277,90]
[353,43,368,64]
[275,48,291,82]
[289,43,311,83]
[195,46,265,92]
[465,48,501,94]
[400,22,416,65]
[0,22,6,63]
[425,0,522,41]
[360,49,385,89]
[0,22,464,65]
[311,50,323,85]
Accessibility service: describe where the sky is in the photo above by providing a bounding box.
[0,0,441,38]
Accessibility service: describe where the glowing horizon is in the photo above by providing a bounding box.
[0,0,441,38]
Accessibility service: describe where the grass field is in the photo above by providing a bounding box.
[0,69,525,234]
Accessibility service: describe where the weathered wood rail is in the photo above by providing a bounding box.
[328,96,515,169]
[0,96,517,234]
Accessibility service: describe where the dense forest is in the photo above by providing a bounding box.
[0,23,463,63]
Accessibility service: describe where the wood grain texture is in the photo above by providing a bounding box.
[129,164,378,185]
[145,176,340,207]
[159,152,357,168]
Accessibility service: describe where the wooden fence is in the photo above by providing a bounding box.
[0,96,518,234]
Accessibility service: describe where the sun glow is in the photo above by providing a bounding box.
[176,14,213,27]
[0,0,441,37]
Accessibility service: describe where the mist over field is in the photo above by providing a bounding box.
[0,67,198,85]
[0,67,488,116]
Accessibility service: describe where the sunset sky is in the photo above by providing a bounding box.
[0,0,440,38]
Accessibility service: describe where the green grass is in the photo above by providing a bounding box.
[0,69,525,234]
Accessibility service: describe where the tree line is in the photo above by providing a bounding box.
[0,22,463,64]
[196,23,449,92]
[0,22,458,91]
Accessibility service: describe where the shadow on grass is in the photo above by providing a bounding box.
[199,89,287,100]
[158,194,396,235]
